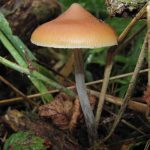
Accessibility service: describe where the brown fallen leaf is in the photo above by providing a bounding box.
[39,93,73,129]
[39,93,97,130]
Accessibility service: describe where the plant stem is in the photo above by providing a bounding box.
[74,49,97,144]
[0,31,27,67]
[105,107,146,135]
[0,88,148,114]
[0,30,53,102]
[0,67,148,109]
[0,56,29,73]
[58,52,74,84]
[103,34,147,142]
[0,56,76,97]
[95,23,146,126]
[0,75,37,106]
[119,2,148,42]
[95,47,115,126]
[95,3,147,127]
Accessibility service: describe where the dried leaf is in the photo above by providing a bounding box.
[69,98,81,130]
[39,93,73,129]
[39,93,97,130]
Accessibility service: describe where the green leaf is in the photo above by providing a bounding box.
[114,55,128,64]
[0,56,76,98]
[9,36,36,61]
[106,17,146,35]
[85,49,107,65]
[33,63,57,82]
[0,12,53,102]
[3,132,46,150]
[0,11,12,34]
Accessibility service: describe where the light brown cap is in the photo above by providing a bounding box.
[31,3,117,49]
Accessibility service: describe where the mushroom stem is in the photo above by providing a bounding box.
[74,49,97,144]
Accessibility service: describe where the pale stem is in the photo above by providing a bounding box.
[74,49,97,144]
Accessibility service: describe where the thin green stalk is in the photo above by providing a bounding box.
[0,56,29,73]
[0,56,76,97]
[0,31,27,67]
[0,30,53,102]
[31,71,76,97]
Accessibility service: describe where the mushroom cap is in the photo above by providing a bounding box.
[31,3,117,49]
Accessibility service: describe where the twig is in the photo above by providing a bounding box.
[0,68,148,106]
[86,68,148,86]
[144,139,150,150]
[121,119,146,135]
[0,75,26,98]
[103,34,147,142]
[105,107,146,135]
[58,52,74,84]
[0,88,148,116]
[0,75,37,106]
[0,56,76,97]
[115,24,146,54]
[96,48,114,126]
[119,3,147,42]
[95,8,147,126]
[109,134,150,147]
[90,90,148,114]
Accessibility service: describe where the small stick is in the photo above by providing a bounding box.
[0,68,148,106]
[103,34,147,142]
[95,2,147,127]
[144,139,150,150]
[96,15,147,126]
[105,107,146,135]
[90,90,148,114]
[119,3,147,42]
[121,119,146,135]
[0,75,37,106]
[58,52,74,84]
[0,87,148,115]
[95,47,114,126]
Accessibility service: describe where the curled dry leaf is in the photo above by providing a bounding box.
[143,86,150,105]
[39,93,73,129]
[39,93,97,130]
[69,98,81,130]
[69,94,96,130]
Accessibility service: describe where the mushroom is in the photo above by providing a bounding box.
[31,3,117,144]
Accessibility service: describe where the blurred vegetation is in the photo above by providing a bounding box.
[60,0,107,17]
